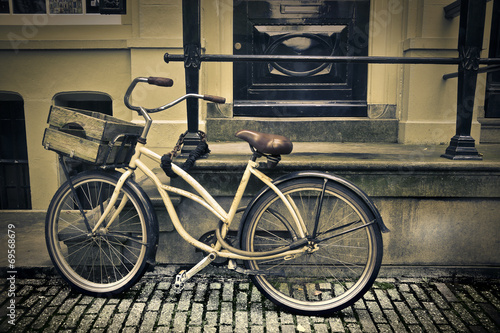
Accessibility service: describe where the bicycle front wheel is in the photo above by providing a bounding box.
[241,177,383,316]
[45,171,156,296]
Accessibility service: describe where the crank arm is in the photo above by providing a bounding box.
[174,253,217,293]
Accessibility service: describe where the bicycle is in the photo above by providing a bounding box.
[43,76,389,316]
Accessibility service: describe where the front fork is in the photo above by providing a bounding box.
[88,169,133,234]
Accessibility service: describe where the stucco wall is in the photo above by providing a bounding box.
[396,0,492,144]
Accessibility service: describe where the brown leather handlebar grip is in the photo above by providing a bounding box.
[147,77,174,87]
[203,95,226,104]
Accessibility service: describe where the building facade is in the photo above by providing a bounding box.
[0,0,497,210]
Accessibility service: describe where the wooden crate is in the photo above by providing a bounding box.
[42,106,144,165]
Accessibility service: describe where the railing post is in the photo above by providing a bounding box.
[181,0,202,155]
[442,0,486,160]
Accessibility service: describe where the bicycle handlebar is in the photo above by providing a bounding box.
[147,76,174,87]
[124,76,226,114]
[203,95,226,104]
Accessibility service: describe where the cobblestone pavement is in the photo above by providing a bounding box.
[1,267,499,333]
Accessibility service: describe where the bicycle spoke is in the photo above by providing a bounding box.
[106,232,148,246]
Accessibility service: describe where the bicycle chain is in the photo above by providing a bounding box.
[169,130,208,158]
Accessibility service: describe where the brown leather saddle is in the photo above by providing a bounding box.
[235,130,293,155]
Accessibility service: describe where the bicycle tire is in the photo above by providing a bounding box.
[45,170,158,296]
[241,177,383,315]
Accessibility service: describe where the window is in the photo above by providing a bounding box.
[0,0,125,25]
[53,91,113,115]
[0,92,31,209]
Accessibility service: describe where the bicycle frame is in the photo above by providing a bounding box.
[44,77,387,312]
[90,140,310,264]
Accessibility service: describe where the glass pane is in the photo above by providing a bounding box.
[86,0,100,13]
[13,0,46,13]
[53,92,113,115]
[0,99,26,160]
[0,0,9,13]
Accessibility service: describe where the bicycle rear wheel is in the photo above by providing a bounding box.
[241,177,383,315]
[45,170,157,296]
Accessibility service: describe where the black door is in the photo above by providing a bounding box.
[485,0,500,118]
[0,93,31,209]
[233,0,370,117]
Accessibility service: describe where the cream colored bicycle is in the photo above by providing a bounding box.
[44,76,389,316]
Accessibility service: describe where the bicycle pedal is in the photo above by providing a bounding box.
[173,270,187,294]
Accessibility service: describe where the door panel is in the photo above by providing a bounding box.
[233,0,370,117]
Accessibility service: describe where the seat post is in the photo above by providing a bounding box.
[251,151,261,162]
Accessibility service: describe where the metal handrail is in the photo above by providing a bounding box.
[165,53,500,65]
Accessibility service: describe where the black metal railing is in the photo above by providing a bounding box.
[172,0,497,160]
[165,53,500,66]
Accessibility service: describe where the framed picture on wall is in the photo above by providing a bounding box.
[49,0,83,14]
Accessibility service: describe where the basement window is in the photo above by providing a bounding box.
[53,91,112,115]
